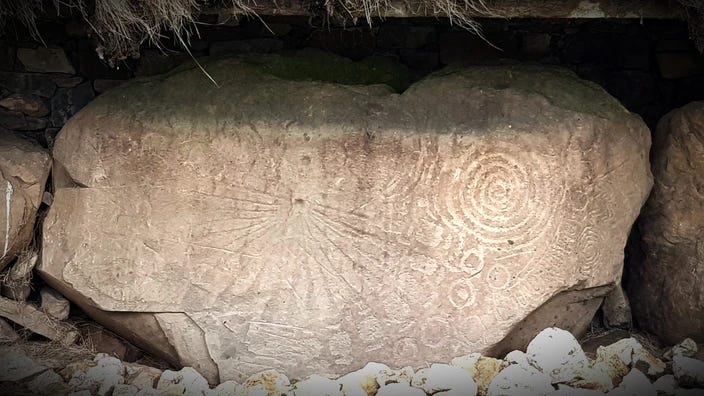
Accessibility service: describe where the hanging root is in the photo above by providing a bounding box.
[0,0,497,63]
[8,0,701,62]
[0,0,46,44]
[0,0,258,64]
[322,0,496,45]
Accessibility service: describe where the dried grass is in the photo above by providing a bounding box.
[0,0,46,43]
[0,0,493,63]
[329,0,493,34]
[2,0,702,60]
[631,331,665,358]
[11,337,94,369]
[0,248,38,294]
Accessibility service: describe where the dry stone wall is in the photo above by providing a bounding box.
[2,17,704,148]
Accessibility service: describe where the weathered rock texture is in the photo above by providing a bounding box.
[40,55,652,382]
[0,134,51,270]
[630,101,704,344]
[1,251,38,300]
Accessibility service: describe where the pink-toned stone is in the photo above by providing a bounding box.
[629,101,704,345]
[40,56,651,381]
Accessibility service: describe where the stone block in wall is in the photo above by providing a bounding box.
[188,40,210,52]
[583,69,655,111]
[42,54,652,382]
[0,109,48,131]
[17,47,75,74]
[0,94,49,117]
[0,109,30,130]
[135,49,190,77]
[50,82,95,127]
[438,32,519,65]
[669,74,704,104]
[656,39,697,53]
[0,134,51,271]
[54,76,84,88]
[0,72,57,98]
[562,33,650,70]
[199,9,241,26]
[0,45,15,71]
[656,52,704,79]
[522,33,552,56]
[377,26,435,49]
[209,38,284,57]
[261,23,293,37]
[21,116,47,131]
[93,79,126,94]
[305,28,377,60]
[9,129,60,152]
[400,50,439,71]
[65,19,89,38]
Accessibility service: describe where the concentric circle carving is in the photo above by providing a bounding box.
[577,226,603,274]
[438,144,564,250]
[448,278,477,309]
[393,337,420,357]
[486,264,512,290]
[420,317,453,349]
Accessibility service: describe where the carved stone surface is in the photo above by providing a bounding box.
[41,55,652,381]
[0,133,51,270]
[629,101,704,345]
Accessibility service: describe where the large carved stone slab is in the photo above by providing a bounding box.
[629,101,704,345]
[40,56,652,382]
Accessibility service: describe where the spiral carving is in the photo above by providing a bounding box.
[577,226,602,274]
[393,337,420,357]
[439,145,564,250]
